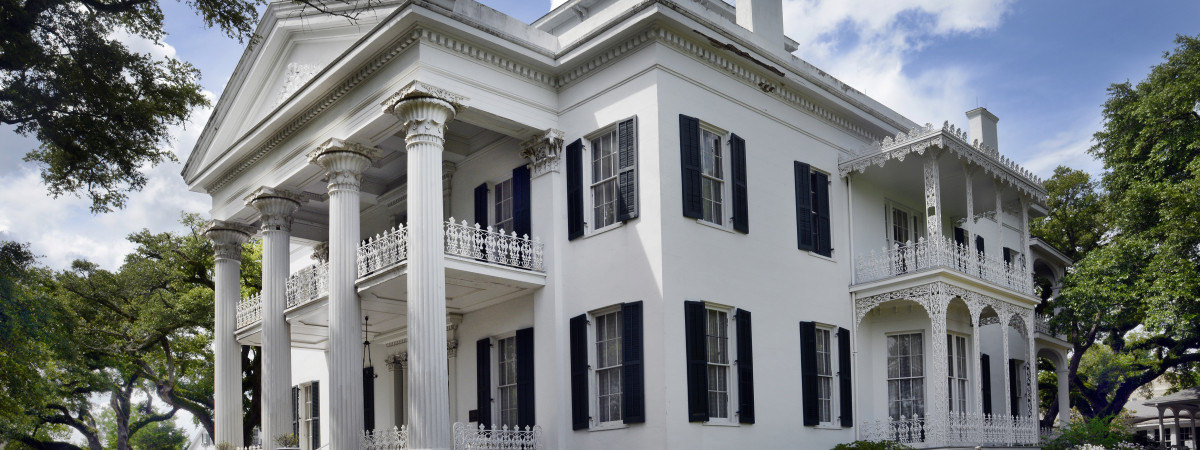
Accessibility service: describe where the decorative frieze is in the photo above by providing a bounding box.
[520,128,564,178]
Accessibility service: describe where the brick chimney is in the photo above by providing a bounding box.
[966,107,999,150]
[736,0,785,52]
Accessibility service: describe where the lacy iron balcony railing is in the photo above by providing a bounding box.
[861,412,1039,448]
[235,219,544,330]
[359,423,543,450]
[855,235,1034,295]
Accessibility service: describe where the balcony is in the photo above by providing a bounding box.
[861,413,1039,448]
[358,423,544,450]
[236,218,545,330]
[854,235,1034,295]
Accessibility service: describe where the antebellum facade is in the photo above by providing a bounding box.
[184,0,1072,448]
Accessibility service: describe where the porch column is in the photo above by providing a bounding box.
[1160,407,1167,449]
[994,182,1004,256]
[1020,196,1032,293]
[926,291,951,446]
[923,152,943,238]
[1026,313,1037,422]
[247,188,302,450]
[522,129,565,447]
[204,220,254,447]
[963,165,977,274]
[1174,408,1181,449]
[1056,367,1069,426]
[1001,313,1011,418]
[308,138,381,449]
[383,81,465,450]
[972,313,984,416]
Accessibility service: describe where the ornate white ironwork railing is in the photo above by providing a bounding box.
[452,422,543,450]
[855,236,1033,294]
[1035,313,1053,335]
[444,218,544,272]
[236,292,261,329]
[361,425,408,449]
[234,446,262,450]
[285,261,329,309]
[862,413,1039,448]
[358,224,409,277]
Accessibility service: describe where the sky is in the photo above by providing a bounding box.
[1,0,1197,444]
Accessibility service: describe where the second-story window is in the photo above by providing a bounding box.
[699,128,725,226]
[885,202,924,246]
[591,129,620,230]
[679,115,749,234]
[493,178,514,232]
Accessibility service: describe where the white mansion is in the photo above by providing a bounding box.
[185,0,1074,448]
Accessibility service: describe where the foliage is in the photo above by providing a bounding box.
[274,432,299,447]
[831,440,915,450]
[215,443,234,450]
[99,409,187,450]
[1040,415,1145,450]
[1034,34,1200,424]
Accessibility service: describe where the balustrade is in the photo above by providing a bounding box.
[354,424,543,450]
[861,413,1038,448]
[855,236,1033,294]
[362,426,409,450]
[236,221,544,329]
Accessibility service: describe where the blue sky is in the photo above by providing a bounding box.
[1,0,1198,272]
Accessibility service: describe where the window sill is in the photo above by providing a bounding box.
[700,420,740,427]
[805,251,837,263]
[589,423,629,432]
[695,219,737,234]
[585,221,624,238]
[814,423,842,430]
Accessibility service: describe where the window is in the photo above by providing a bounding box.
[496,336,519,427]
[699,128,725,225]
[292,381,320,450]
[815,328,834,424]
[885,202,924,245]
[567,118,638,239]
[569,302,645,430]
[794,162,831,256]
[887,333,925,420]
[594,309,623,424]
[705,307,732,420]
[947,334,969,413]
[493,178,514,232]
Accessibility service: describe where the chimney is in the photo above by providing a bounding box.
[736,0,785,52]
[966,107,999,151]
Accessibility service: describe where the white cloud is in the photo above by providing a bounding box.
[782,0,1014,123]
[112,30,178,60]
[1020,115,1105,179]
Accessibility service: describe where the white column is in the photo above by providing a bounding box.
[972,313,984,416]
[247,188,302,449]
[924,153,943,238]
[204,220,254,447]
[1020,196,1033,293]
[1027,313,1037,421]
[383,81,465,450]
[994,182,1004,256]
[1002,313,1011,418]
[927,293,950,446]
[1175,409,1182,449]
[522,129,565,447]
[963,165,978,274]
[308,138,381,449]
[1056,367,1070,426]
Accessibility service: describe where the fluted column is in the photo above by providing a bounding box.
[1056,367,1069,426]
[204,220,254,447]
[308,138,381,449]
[383,81,465,450]
[246,187,302,449]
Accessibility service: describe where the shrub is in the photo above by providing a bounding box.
[832,440,916,450]
[274,432,300,447]
[1041,415,1149,450]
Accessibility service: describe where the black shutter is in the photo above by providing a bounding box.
[679,115,703,219]
[363,367,375,431]
[812,170,831,256]
[474,183,489,227]
[569,314,589,430]
[735,308,755,424]
[684,300,708,422]
[516,327,535,428]
[730,133,749,234]
[975,235,985,255]
[981,354,992,415]
[476,338,492,428]
[513,165,531,237]
[311,381,320,449]
[616,119,639,222]
[954,227,966,247]
[566,139,584,240]
[837,327,853,427]
[622,301,645,423]
[292,386,300,437]
[795,162,815,251]
[799,321,819,426]
[1009,359,1019,417]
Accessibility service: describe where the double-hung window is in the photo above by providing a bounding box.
[794,162,831,256]
[566,118,638,240]
[801,322,851,427]
[684,301,754,424]
[947,334,969,413]
[493,178,514,232]
[699,129,725,226]
[885,202,924,246]
[291,381,320,450]
[679,115,749,233]
[815,328,834,424]
[496,336,519,427]
[887,333,925,420]
[569,302,645,430]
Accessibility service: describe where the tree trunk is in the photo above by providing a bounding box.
[111,379,136,450]
[242,345,262,445]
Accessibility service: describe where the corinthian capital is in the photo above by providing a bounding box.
[244,187,303,232]
[203,220,255,261]
[382,82,468,144]
[307,138,382,192]
[520,128,565,178]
